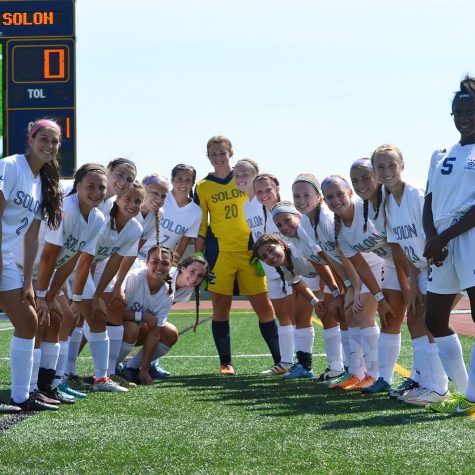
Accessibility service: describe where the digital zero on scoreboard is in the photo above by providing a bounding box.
[0,0,75,177]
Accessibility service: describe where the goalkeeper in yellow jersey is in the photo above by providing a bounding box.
[194,136,280,375]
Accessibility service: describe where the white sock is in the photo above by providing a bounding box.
[40,342,60,370]
[277,324,294,364]
[66,327,84,376]
[29,348,41,392]
[340,330,350,369]
[10,336,34,404]
[361,326,380,380]
[294,326,315,354]
[412,336,432,389]
[322,326,344,372]
[107,325,124,376]
[465,343,475,402]
[128,342,172,369]
[377,332,401,384]
[348,327,366,380]
[117,341,135,366]
[429,342,449,394]
[87,331,109,381]
[53,340,69,388]
[434,334,468,393]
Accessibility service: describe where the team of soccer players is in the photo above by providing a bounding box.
[1,76,475,416]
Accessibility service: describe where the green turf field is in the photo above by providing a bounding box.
[1,44,3,157]
[0,310,474,474]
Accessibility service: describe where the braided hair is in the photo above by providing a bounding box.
[253,233,294,295]
[27,119,63,229]
[253,174,281,232]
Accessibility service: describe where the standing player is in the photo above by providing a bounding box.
[194,136,278,375]
[0,119,63,412]
[423,76,475,415]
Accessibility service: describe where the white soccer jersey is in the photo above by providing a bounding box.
[0,154,42,255]
[124,268,173,327]
[426,143,475,229]
[98,196,115,216]
[386,183,426,270]
[14,220,47,280]
[92,216,143,268]
[170,267,194,303]
[288,225,327,266]
[281,241,319,284]
[45,193,105,267]
[337,199,391,265]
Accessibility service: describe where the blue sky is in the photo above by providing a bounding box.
[75,0,473,194]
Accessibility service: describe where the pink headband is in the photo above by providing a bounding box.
[30,120,61,137]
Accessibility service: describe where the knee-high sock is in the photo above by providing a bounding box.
[66,327,84,376]
[361,326,380,380]
[277,324,294,365]
[212,320,231,365]
[53,340,69,387]
[322,326,344,372]
[117,341,135,366]
[259,320,281,364]
[465,343,475,402]
[434,334,468,393]
[294,327,314,354]
[429,342,449,394]
[412,336,432,389]
[128,343,172,369]
[377,332,401,384]
[348,327,366,380]
[86,331,109,381]
[29,348,41,392]
[340,329,350,369]
[40,342,60,370]
[107,325,124,375]
[10,336,34,404]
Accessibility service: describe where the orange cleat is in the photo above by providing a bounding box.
[343,374,376,391]
[220,364,236,375]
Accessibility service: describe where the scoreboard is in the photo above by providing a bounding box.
[0,0,75,177]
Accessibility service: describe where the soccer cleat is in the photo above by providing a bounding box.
[404,389,451,407]
[389,378,419,400]
[58,383,87,399]
[30,389,60,405]
[93,377,128,393]
[119,367,141,385]
[343,374,375,391]
[314,367,346,382]
[281,364,315,380]
[10,395,58,412]
[149,365,171,380]
[426,393,475,415]
[0,401,22,414]
[261,362,293,376]
[64,374,93,392]
[329,374,360,389]
[220,364,236,375]
[111,374,136,388]
[397,386,427,402]
[325,371,351,386]
[361,377,391,395]
[41,387,75,404]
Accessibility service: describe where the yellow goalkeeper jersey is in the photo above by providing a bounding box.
[194,171,251,251]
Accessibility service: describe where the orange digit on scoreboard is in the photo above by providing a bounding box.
[43,48,65,79]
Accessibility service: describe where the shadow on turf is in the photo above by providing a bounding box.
[159,374,446,425]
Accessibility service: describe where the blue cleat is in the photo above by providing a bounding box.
[281,363,315,380]
[149,365,171,380]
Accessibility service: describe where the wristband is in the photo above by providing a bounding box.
[330,289,341,298]
[134,311,143,322]
[72,294,83,302]
[310,296,319,307]
[343,279,353,289]
[194,251,204,257]
[374,291,385,303]
[36,288,48,298]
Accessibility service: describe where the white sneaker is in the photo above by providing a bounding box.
[404,389,451,407]
[314,367,346,382]
[93,377,128,393]
[261,362,293,376]
[397,386,426,402]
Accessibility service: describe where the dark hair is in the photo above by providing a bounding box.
[28,119,63,229]
[107,158,137,175]
[454,75,475,102]
[67,163,108,196]
[171,164,197,199]
[362,184,383,233]
[253,233,294,295]
[253,174,281,232]
[146,246,174,295]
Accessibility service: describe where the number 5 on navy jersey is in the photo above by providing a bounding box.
[441,157,456,175]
